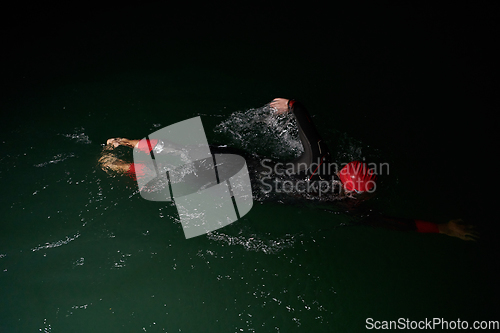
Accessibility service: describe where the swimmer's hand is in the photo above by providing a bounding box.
[438,219,480,241]
[270,98,289,115]
[106,138,139,148]
[106,138,125,148]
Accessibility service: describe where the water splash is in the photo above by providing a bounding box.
[59,127,91,144]
[214,104,303,161]
[34,152,76,167]
[215,104,380,166]
[206,230,298,254]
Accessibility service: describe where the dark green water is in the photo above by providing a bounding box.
[1,3,497,332]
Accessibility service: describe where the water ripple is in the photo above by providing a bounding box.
[206,231,298,254]
[31,232,81,252]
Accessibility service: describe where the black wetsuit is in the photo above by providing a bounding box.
[284,100,334,180]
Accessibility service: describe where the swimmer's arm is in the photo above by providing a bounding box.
[270,97,327,154]
[107,138,187,156]
[415,219,479,241]
[367,216,479,241]
[106,138,162,154]
[270,98,323,141]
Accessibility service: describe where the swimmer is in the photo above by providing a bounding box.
[99,98,479,241]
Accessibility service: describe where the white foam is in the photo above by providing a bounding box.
[31,232,80,252]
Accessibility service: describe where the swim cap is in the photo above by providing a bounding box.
[339,161,377,192]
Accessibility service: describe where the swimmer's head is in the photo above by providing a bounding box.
[338,161,377,193]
